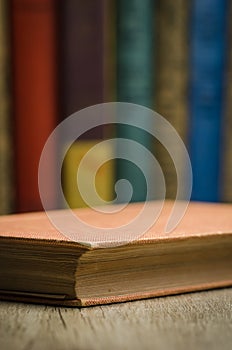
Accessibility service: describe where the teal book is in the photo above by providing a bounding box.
[116,0,155,203]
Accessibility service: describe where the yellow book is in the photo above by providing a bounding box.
[63,141,114,208]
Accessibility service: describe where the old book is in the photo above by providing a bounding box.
[188,0,228,201]
[58,0,106,122]
[116,0,155,203]
[1,201,232,306]
[155,0,189,199]
[63,140,114,208]
[58,0,115,207]
[0,0,14,214]
[11,0,58,212]
[221,1,232,202]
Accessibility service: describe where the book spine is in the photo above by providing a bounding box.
[221,1,232,202]
[58,0,105,133]
[189,0,228,202]
[103,0,116,104]
[0,0,14,214]
[59,0,115,208]
[12,0,58,212]
[116,0,155,203]
[63,141,114,208]
[155,0,189,199]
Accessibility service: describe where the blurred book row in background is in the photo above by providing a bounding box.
[0,0,232,215]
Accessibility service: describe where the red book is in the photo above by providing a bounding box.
[11,0,58,212]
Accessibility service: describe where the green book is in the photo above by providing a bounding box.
[155,0,189,199]
[116,0,155,203]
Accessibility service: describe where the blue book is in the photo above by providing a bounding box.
[189,0,228,201]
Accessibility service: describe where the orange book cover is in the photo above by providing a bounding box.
[0,201,232,306]
[11,0,58,212]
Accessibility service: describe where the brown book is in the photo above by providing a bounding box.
[0,0,14,214]
[58,0,108,125]
[58,0,115,208]
[221,1,232,202]
[1,201,232,306]
[155,0,189,198]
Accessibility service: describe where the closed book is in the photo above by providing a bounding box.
[58,0,115,207]
[1,200,232,306]
[103,0,116,104]
[0,0,14,214]
[58,0,107,124]
[11,0,58,212]
[63,140,114,208]
[155,0,189,199]
[221,1,232,202]
[189,0,228,202]
[116,0,155,203]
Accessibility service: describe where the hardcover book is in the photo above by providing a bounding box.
[116,0,155,202]
[1,201,232,306]
[11,0,58,212]
[155,0,189,199]
[63,140,114,208]
[0,0,14,214]
[221,0,232,202]
[58,0,115,207]
[58,0,106,122]
[189,0,228,201]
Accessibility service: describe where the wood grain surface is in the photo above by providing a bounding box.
[1,288,232,350]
